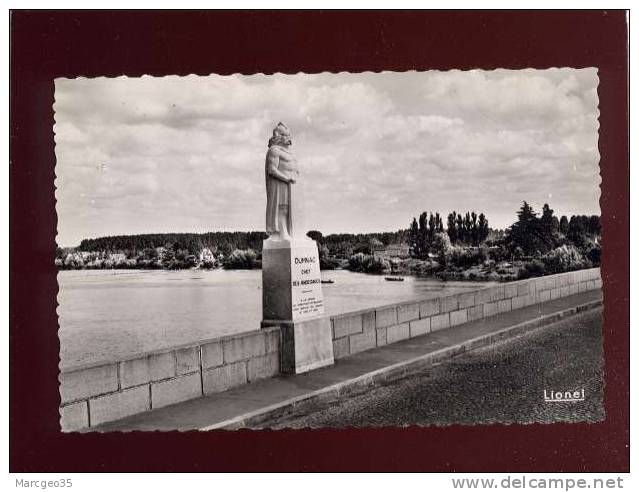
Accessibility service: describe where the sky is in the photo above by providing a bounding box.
[54,69,600,247]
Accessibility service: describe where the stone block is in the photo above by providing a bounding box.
[119,352,175,388]
[397,302,420,323]
[587,270,597,281]
[247,352,280,381]
[60,364,118,403]
[333,313,363,338]
[440,295,458,313]
[349,330,377,354]
[468,304,484,321]
[409,318,431,337]
[504,283,519,299]
[362,311,376,331]
[557,273,570,287]
[264,328,281,353]
[571,270,584,282]
[587,280,597,291]
[89,385,150,427]
[203,361,247,395]
[201,341,223,369]
[478,286,505,304]
[450,309,468,327]
[60,401,89,432]
[517,282,531,297]
[119,357,150,389]
[376,327,388,346]
[484,301,499,317]
[538,289,551,303]
[569,283,579,296]
[560,286,571,298]
[375,306,397,328]
[550,287,562,300]
[431,313,450,332]
[176,347,200,375]
[279,317,333,374]
[151,373,201,409]
[491,286,506,301]
[223,332,266,364]
[332,337,350,359]
[594,278,603,289]
[149,352,176,381]
[511,295,527,310]
[498,299,512,313]
[543,276,557,290]
[457,292,476,309]
[419,298,440,318]
[386,323,410,344]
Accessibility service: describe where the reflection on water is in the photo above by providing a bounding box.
[58,269,495,368]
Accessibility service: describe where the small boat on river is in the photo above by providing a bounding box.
[321,279,334,284]
[385,276,405,282]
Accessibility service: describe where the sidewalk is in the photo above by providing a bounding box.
[92,289,603,432]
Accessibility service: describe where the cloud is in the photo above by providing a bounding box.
[54,69,600,246]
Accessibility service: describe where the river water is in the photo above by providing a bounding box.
[58,269,494,368]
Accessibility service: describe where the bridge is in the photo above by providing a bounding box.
[59,268,603,431]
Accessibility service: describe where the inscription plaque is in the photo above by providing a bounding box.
[291,246,325,320]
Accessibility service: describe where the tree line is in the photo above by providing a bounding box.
[77,231,268,257]
[506,201,600,256]
[407,210,490,259]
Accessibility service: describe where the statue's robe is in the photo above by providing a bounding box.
[265,156,291,235]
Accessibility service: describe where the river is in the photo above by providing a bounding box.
[57,269,495,368]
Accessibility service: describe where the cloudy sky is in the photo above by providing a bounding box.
[54,69,600,246]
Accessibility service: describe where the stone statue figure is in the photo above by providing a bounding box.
[265,122,299,240]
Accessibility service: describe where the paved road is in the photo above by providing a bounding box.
[265,308,604,428]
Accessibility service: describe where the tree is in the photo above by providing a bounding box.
[506,201,546,256]
[418,212,429,258]
[559,215,569,235]
[370,238,384,251]
[427,213,436,247]
[432,232,452,262]
[409,217,419,256]
[540,203,558,250]
[478,213,489,243]
[447,212,458,244]
[470,211,479,245]
[567,215,588,248]
[463,212,472,244]
[306,230,323,244]
[434,212,444,233]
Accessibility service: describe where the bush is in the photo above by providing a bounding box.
[446,247,484,269]
[432,232,452,260]
[586,244,601,266]
[518,259,546,279]
[488,244,510,263]
[541,244,590,274]
[223,249,258,269]
[320,256,341,270]
[348,253,389,273]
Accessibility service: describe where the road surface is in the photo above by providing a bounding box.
[264,308,604,428]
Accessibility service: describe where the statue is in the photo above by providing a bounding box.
[261,123,334,373]
[265,122,299,240]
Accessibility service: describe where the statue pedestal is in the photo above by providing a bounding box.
[261,237,334,374]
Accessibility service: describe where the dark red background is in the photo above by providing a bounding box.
[10,10,629,472]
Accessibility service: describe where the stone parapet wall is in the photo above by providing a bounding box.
[59,327,280,431]
[330,268,602,360]
[60,268,601,431]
